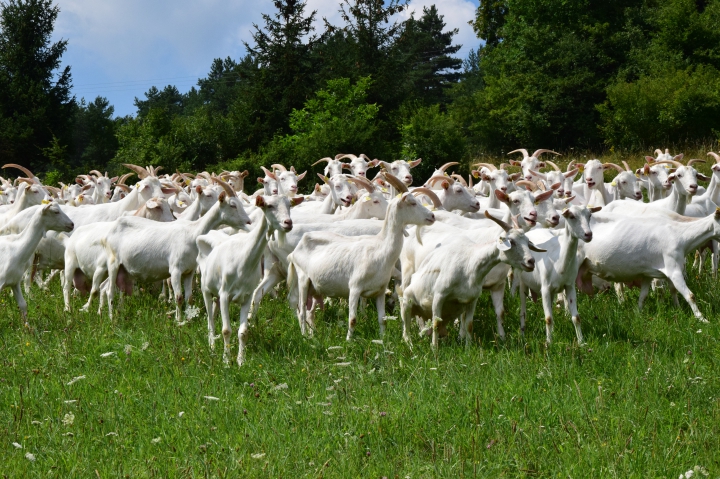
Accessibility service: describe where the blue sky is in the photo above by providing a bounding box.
[52,0,481,117]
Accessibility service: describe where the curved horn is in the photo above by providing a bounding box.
[484,210,511,232]
[348,175,375,193]
[89,170,104,178]
[382,172,408,193]
[412,187,444,210]
[622,161,632,172]
[212,175,236,198]
[17,177,35,186]
[335,154,359,161]
[426,175,451,187]
[450,174,467,187]
[536,181,547,191]
[312,157,332,166]
[707,152,720,163]
[515,180,537,191]
[653,160,684,168]
[603,162,625,173]
[507,149,530,158]
[260,166,277,180]
[566,159,576,172]
[544,160,561,171]
[122,163,150,179]
[687,159,706,168]
[436,162,459,173]
[654,149,664,156]
[115,184,131,192]
[532,149,561,158]
[2,163,36,181]
[270,163,287,172]
[472,162,497,171]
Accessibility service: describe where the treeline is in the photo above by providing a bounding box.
[1,0,719,184]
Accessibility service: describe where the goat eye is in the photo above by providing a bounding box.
[509,239,515,246]
[513,200,519,204]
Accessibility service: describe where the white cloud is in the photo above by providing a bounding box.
[400,0,480,59]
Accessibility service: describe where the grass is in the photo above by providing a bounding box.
[1,263,720,478]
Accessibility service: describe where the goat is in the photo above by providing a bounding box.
[271,164,307,197]
[577,208,720,322]
[517,205,600,345]
[287,173,434,339]
[336,154,379,178]
[422,176,480,213]
[529,161,579,199]
[197,195,302,366]
[0,203,73,325]
[103,180,251,322]
[313,157,346,178]
[378,159,422,187]
[401,212,543,348]
[507,149,560,181]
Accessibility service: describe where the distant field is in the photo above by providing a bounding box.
[2,259,719,477]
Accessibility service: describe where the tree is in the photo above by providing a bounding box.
[0,0,74,171]
[134,85,186,118]
[243,0,319,148]
[70,96,119,171]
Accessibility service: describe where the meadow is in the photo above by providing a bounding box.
[2,150,720,478]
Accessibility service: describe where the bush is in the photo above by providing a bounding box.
[599,66,720,149]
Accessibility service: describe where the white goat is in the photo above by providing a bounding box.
[0,203,73,325]
[401,212,543,348]
[103,181,251,322]
[577,209,720,322]
[507,149,560,181]
[270,164,307,197]
[337,154,379,178]
[287,174,435,339]
[378,159,422,186]
[517,205,600,345]
[197,195,301,366]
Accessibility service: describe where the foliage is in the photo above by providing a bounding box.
[400,103,466,179]
[599,65,720,149]
[0,0,74,171]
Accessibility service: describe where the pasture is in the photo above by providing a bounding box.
[1,262,719,477]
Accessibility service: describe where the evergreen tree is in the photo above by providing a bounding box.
[0,0,74,171]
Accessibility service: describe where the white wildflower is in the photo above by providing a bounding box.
[151,437,161,444]
[25,452,35,462]
[203,396,220,401]
[64,400,77,404]
[274,383,288,391]
[31,421,41,425]
[100,352,116,358]
[141,342,150,351]
[696,329,702,333]
[66,375,85,386]
[124,344,132,354]
[105,432,117,437]
[384,315,397,321]
[334,362,351,367]
[12,442,22,449]
[62,412,75,426]
[185,305,200,320]
[178,411,185,417]
[62,432,73,437]
[251,453,266,459]
[371,339,383,345]
[327,346,343,351]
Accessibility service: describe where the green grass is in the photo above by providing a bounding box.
[1,263,720,478]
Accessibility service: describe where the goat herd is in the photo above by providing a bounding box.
[1,148,719,366]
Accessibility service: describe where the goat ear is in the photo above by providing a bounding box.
[674,153,684,161]
[195,185,203,193]
[408,159,422,168]
[589,206,602,213]
[496,237,512,251]
[528,242,546,253]
[564,168,579,178]
[291,196,305,206]
[697,173,711,182]
[296,171,307,181]
[257,177,265,184]
[534,190,554,204]
[538,162,546,168]
[341,163,351,170]
[495,189,509,204]
[441,180,450,190]
[110,176,118,183]
[255,195,265,207]
[561,208,572,218]
[317,173,329,184]
[219,191,227,203]
[509,173,522,181]
[715,207,720,218]
[575,163,585,171]
[645,156,655,162]
[368,159,380,167]
[146,199,159,209]
[509,160,521,166]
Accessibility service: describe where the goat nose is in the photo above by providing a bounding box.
[283,219,293,228]
[358,172,365,176]
[500,186,507,192]
[585,232,593,241]
[528,210,537,218]
[404,175,412,183]
[551,215,559,224]
[525,175,533,181]
[527,258,535,267]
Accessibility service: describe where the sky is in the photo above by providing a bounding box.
[52,0,481,117]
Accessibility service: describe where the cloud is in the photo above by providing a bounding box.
[400,0,480,58]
